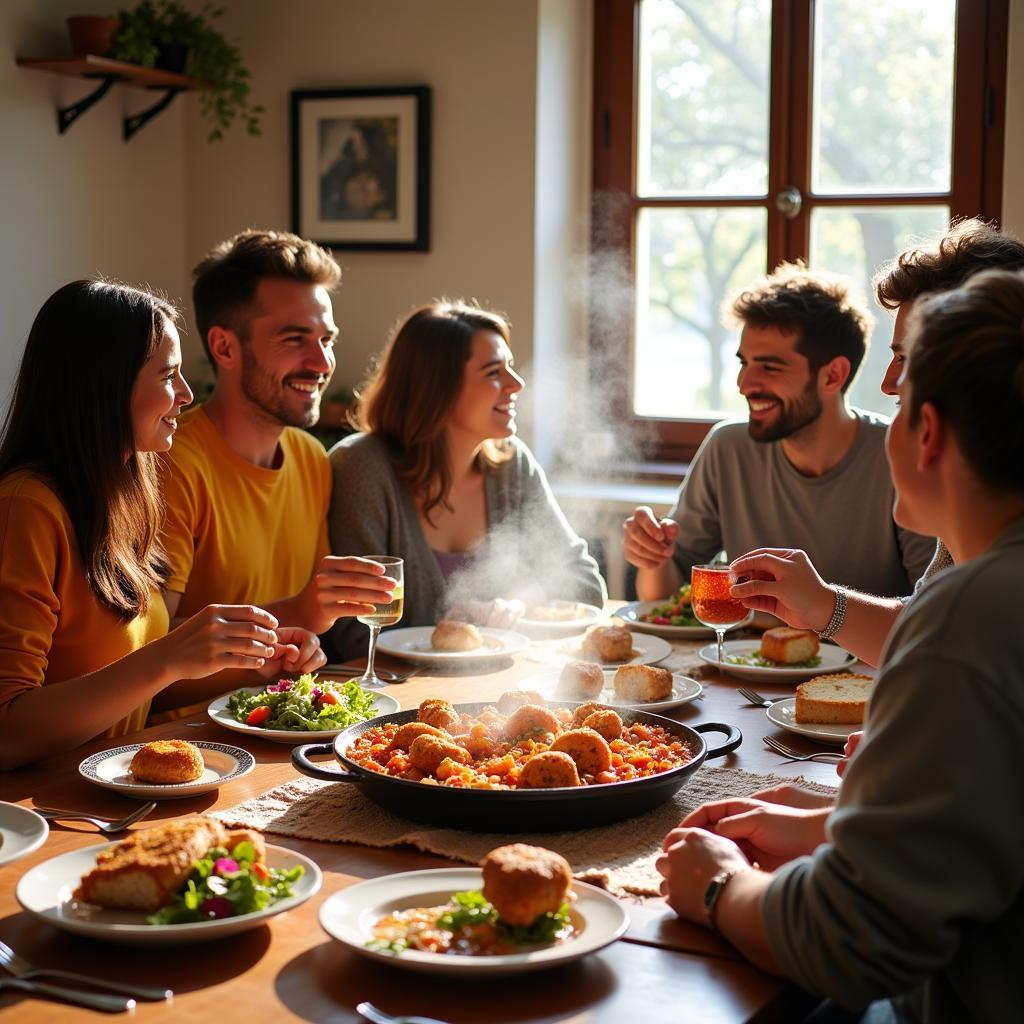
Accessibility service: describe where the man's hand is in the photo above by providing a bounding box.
[298,555,397,633]
[623,506,679,570]
[728,548,835,631]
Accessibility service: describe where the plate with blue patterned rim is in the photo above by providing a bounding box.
[78,740,255,799]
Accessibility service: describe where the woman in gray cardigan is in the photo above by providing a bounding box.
[326,300,605,660]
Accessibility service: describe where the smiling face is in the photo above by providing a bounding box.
[736,324,824,443]
[447,330,525,446]
[130,321,193,452]
[237,278,338,428]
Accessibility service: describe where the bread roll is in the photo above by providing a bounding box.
[129,739,204,784]
[431,619,483,651]
[613,664,673,703]
[581,625,633,662]
[554,660,605,701]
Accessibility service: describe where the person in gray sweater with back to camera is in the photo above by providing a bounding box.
[326,300,606,661]
[656,268,1024,1023]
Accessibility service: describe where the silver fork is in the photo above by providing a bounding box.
[0,940,171,1001]
[738,687,780,708]
[32,800,156,833]
[0,975,134,1013]
[763,735,844,762]
[357,1001,452,1024]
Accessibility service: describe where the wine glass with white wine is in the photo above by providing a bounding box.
[357,556,404,689]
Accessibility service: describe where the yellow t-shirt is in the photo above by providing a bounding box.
[0,470,169,736]
[160,406,332,614]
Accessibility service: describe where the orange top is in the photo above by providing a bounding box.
[0,470,168,736]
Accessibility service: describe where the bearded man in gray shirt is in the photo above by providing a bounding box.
[624,262,934,600]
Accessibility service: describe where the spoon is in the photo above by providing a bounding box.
[357,1001,452,1024]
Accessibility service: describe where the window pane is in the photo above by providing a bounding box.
[638,0,771,198]
[809,205,950,419]
[811,0,955,195]
[635,207,767,418]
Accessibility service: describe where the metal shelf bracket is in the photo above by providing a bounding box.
[58,74,122,133]
[124,86,186,140]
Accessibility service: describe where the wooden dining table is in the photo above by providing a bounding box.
[0,627,852,1024]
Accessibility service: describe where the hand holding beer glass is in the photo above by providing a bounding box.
[690,563,747,663]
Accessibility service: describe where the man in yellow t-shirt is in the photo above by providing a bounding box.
[152,230,395,715]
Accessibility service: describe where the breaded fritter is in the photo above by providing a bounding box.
[496,690,547,715]
[550,727,613,776]
[571,701,611,728]
[389,721,446,752]
[503,704,562,743]
[581,708,623,743]
[416,699,461,732]
[481,843,572,926]
[408,733,471,774]
[129,739,204,784]
[518,751,581,788]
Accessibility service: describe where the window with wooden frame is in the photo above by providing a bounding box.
[592,0,1008,462]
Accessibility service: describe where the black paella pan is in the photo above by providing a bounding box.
[291,700,741,832]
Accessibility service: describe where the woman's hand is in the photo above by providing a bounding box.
[302,556,397,632]
[728,548,835,631]
[836,729,864,778]
[680,797,830,871]
[446,598,524,630]
[158,605,280,680]
[655,827,751,923]
[255,627,327,680]
[623,506,679,570]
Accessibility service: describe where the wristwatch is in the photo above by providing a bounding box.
[703,869,742,934]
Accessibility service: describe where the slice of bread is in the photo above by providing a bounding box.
[760,627,820,664]
[794,673,875,725]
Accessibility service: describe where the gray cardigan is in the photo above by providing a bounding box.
[763,517,1024,1021]
[326,433,606,660]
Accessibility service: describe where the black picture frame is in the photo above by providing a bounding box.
[290,86,431,251]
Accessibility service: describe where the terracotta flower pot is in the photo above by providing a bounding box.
[67,15,121,57]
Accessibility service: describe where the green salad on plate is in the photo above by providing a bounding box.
[225,674,377,732]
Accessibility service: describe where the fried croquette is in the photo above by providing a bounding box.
[503,704,562,743]
[581,624,633,662]
[518,751,581,788]
[481,844,573,926]
[431,619,483,651]
[408,733,471,774]
[417,698,460,732]
[496,690,548,715]
[581,708,623,742]
[549,727,613,776]
[388,721,445,752]
[128,739,204,784]
[571,701,611,727]
[554,660,605,701]
[613,664,673,703]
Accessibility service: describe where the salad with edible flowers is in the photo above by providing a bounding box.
[225,673,377,732]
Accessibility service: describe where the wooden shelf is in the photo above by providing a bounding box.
[17,54,195,138]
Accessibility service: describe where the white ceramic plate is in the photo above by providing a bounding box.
[375,626,531,663]
[516,602,602,639]
[319,867,628,975]
[78,741,255,799]
[0,802,48,867]
[525,669,702,712]
[616,600,752,639]
[539,632,673,669]
[698,640,857,681]
[766,698,858,745]
[208,690,400,745]
[16,842,321,945]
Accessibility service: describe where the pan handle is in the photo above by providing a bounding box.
[291,743,362,784]
[694,722,742,759]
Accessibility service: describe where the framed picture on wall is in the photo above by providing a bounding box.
[290,86,431,251]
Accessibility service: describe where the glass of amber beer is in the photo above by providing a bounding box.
[690,563,747,664]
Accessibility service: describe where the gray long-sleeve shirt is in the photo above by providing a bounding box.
[326,433,606,660]
[668,412,936,595]
[763,517,1024,1021]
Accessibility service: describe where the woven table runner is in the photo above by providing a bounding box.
[213,767,836,896]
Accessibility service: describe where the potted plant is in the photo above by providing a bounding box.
[110,1,263,141]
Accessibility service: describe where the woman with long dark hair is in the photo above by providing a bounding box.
[0,280,322,768]
[656,268,1024,1021]
[327,300,605,659]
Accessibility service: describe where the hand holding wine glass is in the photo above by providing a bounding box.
[357,556,404,689]
[690,563,748,664]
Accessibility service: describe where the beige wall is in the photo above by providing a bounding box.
[1003,0,1024,236]
[0,0,189,400]
[182,0,544,403]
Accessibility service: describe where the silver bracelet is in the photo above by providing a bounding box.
[816,587,847,641]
